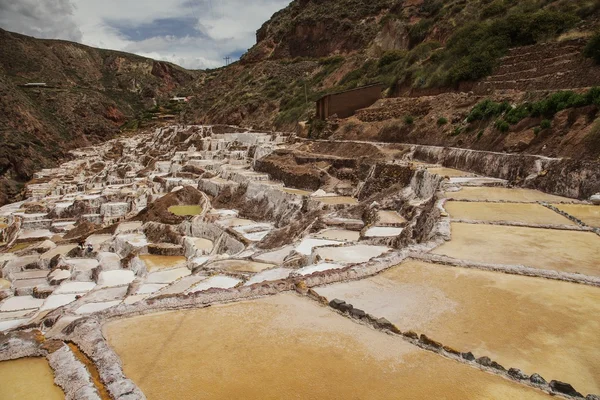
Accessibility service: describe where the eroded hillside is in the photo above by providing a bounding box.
[0,29,199,205]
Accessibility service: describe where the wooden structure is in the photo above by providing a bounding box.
[316,83,384,120]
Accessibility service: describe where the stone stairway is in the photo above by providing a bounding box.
[473,39,600,94]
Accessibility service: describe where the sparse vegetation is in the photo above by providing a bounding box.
[404,115,414,125]
[495,119,510,132]
[437,117,448,126]
[540,119,552,129]
[584,31,600,64]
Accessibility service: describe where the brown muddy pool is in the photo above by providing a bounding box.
[104,293,552,400]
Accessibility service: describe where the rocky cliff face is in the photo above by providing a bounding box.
[0,29,198,205]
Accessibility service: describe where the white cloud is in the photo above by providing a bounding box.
[0,0,292,69]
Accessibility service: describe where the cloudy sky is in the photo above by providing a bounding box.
[0,0,292,69]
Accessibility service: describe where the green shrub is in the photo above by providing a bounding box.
[467,99,511,122]
[420,0,443,17]
[408,19,434,48]
[530,91,586,118]
[495,119,510,132]
[443,11,577,84]
[451,126,463,136]
[505,104,531,124]
[583,32,600,64]
[405,115,414,125]
[477,130,484,140]
[437,117,448,125]
[481,0,508,19]
[533,127,541,135]
[378,50,405,68]
[540,119,552,129]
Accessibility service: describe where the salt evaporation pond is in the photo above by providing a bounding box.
[445,202,575,225]
[313,229,360,242]
[553,203,600,227]
[445,187,574,203]
[364,227,403,237]
[244,268,292,285]
[316,260,600,395]
[296,263,344,276]
[139,255,187,271]
[205,260,275,273]
[146,267,191,284]
[314,196,359,205]
[0,358,64,400]
[432,222,600,276]
[168,205,203,216]
[186,275,241,293]
[316,245,389,263]
[103,293,552,400]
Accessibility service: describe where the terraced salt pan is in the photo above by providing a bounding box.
[40,294,77,311]
[295,238,343,255]
[445,202,576,225]
[445,187,574,203]
[427,167,471,177]
[0,278,11,289]
[54,281,96,294]
[253,246,294,264]
[313,229,360,242]
[217,218,255,227]
[364,227,404,237]
[204,260,275,273]
[280,187,312,196]
[146,267,191,284]
[168,205,203,216]
[85,234,112,247]
[316,245,390,264]
[296,263,344,276]
[192,238,213,253]
[432,222,600,276]
[186,275,241,293]
[75,300,121,315]
[97,270,135,287]
[244,268,293,285]
[136,284,168,295]
[64,258,99,271]
[40,244,77,260]
[0,319,29,332]
[317,260,600,395]
[157,275,207,296]
[314,196,359,205]
[104,293,552,400]
[139,255,187,271]
[17,229,54,240]
[377,210,406,226]
[115,221,143,234]
[0,358,64,400]
[553,204,600,227]
[0,296,44,311]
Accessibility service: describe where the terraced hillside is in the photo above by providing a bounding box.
[0,124,598,399]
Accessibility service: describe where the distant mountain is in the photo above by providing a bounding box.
[0,28,199,205]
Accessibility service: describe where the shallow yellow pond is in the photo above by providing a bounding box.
[445,201,575,225]
[553,204,600,228]
[139,255,187,271]
[168,205,203,216]
[104,293,551,400]
[317,260,600,396]
[314,196,358,205]
[0,358,64,400]
[432,222,600,276]
[445,187,574,203]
